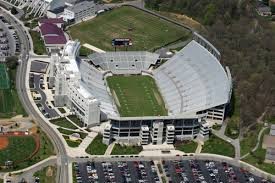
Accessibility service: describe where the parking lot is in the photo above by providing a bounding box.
[29,72,58,119]
[73,159,274,183]
[74,160,160,183]
[0,14,19,59]
[162,160,273,183]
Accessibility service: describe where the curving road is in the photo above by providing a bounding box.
[0,7,69,183]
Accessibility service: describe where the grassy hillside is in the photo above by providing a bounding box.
[145,0,275,130]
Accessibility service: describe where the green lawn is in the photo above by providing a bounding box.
[0,136,36,165]
[29,30,47,55]
[68,6,190,51]
[85,135,108,155]
[67,115,83,127]
[0,65,26,118]
[212,124,222,130]
[4,130,56,171]
[240,124,263,156]
[201,134,235,157]
[49,117,77,129]
[57,128,87,139]
[243,128,275,175]
[107,75,167,117]
[57,108,66,114]
[79,47,93,57]
[225,94,240,139]
[34,166,56,183]
[0,64,9,89]
[174,140,198,153]
[111,144,142,155]
[63,135,81,148]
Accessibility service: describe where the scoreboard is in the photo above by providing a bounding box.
[112,38,133,47]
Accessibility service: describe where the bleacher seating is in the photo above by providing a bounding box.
[79,61,117,116]
[88,51,159,74]
[153,40,231,115]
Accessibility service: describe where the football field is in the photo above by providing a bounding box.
[106,75,167,117]
[68,6,190,51]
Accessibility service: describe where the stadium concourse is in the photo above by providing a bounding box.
[48,32,232,146]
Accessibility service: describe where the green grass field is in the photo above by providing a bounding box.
[68,6,190,51]
[107,75,167,117]
[201,134,235,158]
[0,136,36,165]
[111,144,142,155]
[29,30,47,55]
[49,117,77,129]
[63,135,81,148]
[0,64,9,89]
[0,130,55,171]
[243,128,275,175]
[85,135,107,155]
[240,124,263,156]
[175,140,198,153]
[57,128,87,139]
[0,64,26,118]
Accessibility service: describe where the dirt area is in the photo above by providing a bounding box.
[46,166,53,177]
[29,126,38,134]
[158,11,206,32]
[0,136,9,150]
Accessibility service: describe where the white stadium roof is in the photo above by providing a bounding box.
[153,40,231,115]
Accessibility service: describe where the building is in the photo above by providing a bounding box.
[63,1,105,23]
[263,125,275,163]
[39,18,67,51]
[256,6,272,16]
[3,0,64,17]
[49,33,232,146]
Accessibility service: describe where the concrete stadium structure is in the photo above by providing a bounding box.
[49,33,232,146]
[3,0,68,16]
[5,0,106,21]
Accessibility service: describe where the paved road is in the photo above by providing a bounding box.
[33,74,59,118]
[0,7,69,183]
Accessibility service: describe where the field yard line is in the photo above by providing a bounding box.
[112,90,121,108]
[153,89,162,106]
[82,43,106,53]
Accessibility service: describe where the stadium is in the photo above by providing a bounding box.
[49,32,232,145]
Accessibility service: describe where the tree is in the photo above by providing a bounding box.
[10,7,18,15]
[5,56,18,70]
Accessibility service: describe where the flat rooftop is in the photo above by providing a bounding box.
[106,75,167,117]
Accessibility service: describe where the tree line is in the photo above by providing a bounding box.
[145,0,275,130]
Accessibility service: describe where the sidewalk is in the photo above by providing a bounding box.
[83,43,106,53]
[105,142,115,155]
[4,156,57,182]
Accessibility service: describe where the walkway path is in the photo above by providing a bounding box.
[195,142,203,154]
[211,129,241,159]
[241,127,268,159]
[83,43,106,53]
[105,142,115,155]
[4,156,57,183]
